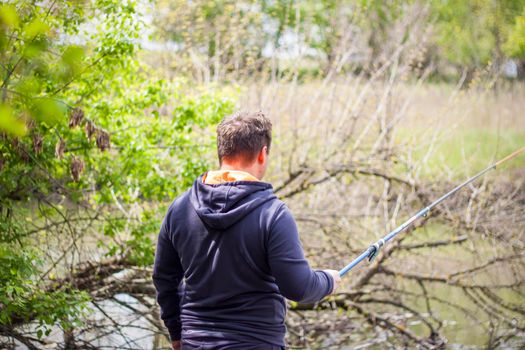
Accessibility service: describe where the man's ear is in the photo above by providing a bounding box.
[258,146,268,164]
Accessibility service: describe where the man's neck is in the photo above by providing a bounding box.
[220,163,259,180]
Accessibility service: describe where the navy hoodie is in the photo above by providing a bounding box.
[152,173,334,347]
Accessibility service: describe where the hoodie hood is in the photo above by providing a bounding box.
[190,172,276,230]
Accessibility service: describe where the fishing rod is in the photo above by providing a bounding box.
[339,145,525,277]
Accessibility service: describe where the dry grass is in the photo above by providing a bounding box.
[240,81,525,182]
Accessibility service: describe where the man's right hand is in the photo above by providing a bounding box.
[323,269,341,295]
[172,340,181,350]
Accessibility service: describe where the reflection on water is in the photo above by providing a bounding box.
[78,293,170,349]
[12,293,171,350]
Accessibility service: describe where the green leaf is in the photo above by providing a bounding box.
[62,46,85,73]
[30,98,67,125]
[0,4,19,28]
[24,18,50,39]
[0,104,27,136]
[16,76,42,96]
[23,41,48,59]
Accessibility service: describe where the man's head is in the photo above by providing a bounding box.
[217,111,272,180]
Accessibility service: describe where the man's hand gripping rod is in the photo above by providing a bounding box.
[339,145,525,277]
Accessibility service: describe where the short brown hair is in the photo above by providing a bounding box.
[217,111,272,164]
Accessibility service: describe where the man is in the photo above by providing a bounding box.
[153,111,341,350]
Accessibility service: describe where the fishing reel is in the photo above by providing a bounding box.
[367,239,385,262]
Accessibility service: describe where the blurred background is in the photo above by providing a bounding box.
[0,0,524,349]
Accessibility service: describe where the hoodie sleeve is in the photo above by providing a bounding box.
[267,204,334,303]
[152,213,184,341]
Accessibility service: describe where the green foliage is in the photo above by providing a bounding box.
[0,0,142,137]
[0,0,237,340]
[85,74,235,265]
[0,244,90,337]
[504,6,525,58]
[430,0,525,68]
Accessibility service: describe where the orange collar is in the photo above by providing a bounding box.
[203,170,260,184]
